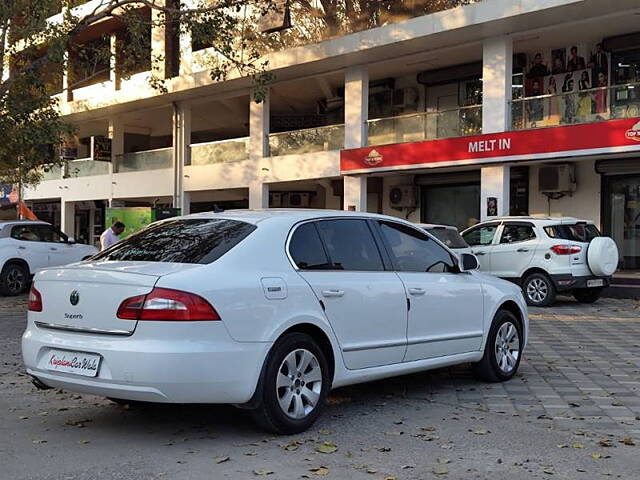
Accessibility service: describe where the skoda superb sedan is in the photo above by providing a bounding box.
[23,210,528,434]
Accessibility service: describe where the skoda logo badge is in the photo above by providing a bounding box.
[70,290,80,306]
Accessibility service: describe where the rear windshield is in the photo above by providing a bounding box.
[426,227,469,249]
[92,219,256,264]
[544,223,600,243]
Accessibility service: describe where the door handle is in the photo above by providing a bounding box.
[50,247,58,251]
[322,289,344,298]
[517,248,530,253]
[408,287,426,296]
[474,251,486,256]
[18,246,26,250]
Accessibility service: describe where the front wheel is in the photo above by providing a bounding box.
[473,310,523,382]
[252,333,330,434]
[522,272,556,307]
[573,287,602,304]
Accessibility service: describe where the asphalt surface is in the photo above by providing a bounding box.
[1,295,640,479]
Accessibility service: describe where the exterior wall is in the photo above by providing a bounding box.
[528,160,601,227]
[381,175,420,223]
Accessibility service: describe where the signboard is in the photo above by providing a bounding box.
[92,136,112,162]
[341,117,640,173]
[0,185,14,204]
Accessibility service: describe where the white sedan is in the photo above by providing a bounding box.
[22,210,528,434]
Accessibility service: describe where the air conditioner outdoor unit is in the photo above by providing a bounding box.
[269,192,283,208]
[538,164,577,194]
[389,186,418,208]
[392,87,419,108]
[284,192,311,208]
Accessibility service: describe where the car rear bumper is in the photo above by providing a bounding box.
[550,274,612,292]
[22,320,270,404]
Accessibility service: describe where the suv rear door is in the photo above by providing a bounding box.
[10,224,50,271]
[490,222,538,278]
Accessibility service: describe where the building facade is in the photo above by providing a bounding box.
[11,0,640,270]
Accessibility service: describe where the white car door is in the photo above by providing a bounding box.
[376,220,484,361]
[9,224,49,271]
[290,219,408,370]
[32,225,80,266]
[461,223,500,272]
[489,222,538,278]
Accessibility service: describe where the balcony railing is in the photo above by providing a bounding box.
[65,159,110,177]
[367,105,482,147]
[511,83,640,130]
[116,147,173,173]
[40,165,63,181]
[190,137,249,166]
[269,124,345,157]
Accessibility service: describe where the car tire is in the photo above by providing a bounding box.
[252,332,330,435]
[522,272,556,307]
[0,262,29,296]
[573,287,602,304]
[473,309,523,383]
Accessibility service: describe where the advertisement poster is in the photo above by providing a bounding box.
[105,207,153,239]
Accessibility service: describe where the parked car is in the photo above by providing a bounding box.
[461,217,618,307]
[418,223,472,256]
[23,210,528,434]
[0,220,97,296]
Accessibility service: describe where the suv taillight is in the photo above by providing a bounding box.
[28,286,43,312]
[550,245,582,255]
[117,287,220,321]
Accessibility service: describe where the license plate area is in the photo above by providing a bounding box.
[587,279,604,287]
[45,349,101,377]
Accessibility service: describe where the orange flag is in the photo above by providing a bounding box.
[18,202,38,221]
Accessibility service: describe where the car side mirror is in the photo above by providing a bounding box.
[67,237,76,244]
[459,253,479,272]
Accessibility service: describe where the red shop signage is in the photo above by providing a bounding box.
[340,117,640,173]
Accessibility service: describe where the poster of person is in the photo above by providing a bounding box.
[588,43,609,75]
[527,52,550,78]
[551,48,566,74]
[567,45,587,72]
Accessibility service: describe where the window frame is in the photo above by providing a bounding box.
[462,222,501,247]
[498,222,537,245]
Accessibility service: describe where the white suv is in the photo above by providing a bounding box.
[461,217,619,307]
[0,221,98,296]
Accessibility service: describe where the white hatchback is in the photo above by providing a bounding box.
[23,210,528,433]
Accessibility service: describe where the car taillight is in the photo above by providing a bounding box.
[28,286,43,312]
[117,288,220,321]
[550,245,582,255]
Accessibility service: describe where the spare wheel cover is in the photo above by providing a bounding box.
[587,237,619,277]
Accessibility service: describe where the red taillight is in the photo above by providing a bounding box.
[28,286,43,312]
[117,288,220,321]
[550,244,582,255]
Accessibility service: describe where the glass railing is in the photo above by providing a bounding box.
[511,83,640,130]
[41,165,63,181]
[367,105,482,147]
[116,148,173,172]
[65,159,110,177]
[269,124,345,157]
[190,137,249,165]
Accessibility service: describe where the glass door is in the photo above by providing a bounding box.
[604,175,640,270]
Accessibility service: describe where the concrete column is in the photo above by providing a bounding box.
[481,165,510,221]
[61,201,75,238]
[181,191,191,216]
[344,175,367,212]
[249,90,270,160]
[482,35,513,134]
[249,183,269,209]
[344,66,369,149]
[108,118,124,174]
[172,102,191,212]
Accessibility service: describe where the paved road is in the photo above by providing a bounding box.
[1,295,639,479]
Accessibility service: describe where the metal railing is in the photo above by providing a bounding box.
[269,124,345,157]
[367,105,482,147]
[190,137,249,165]
[511,83,640,130]
[116,147,173,172]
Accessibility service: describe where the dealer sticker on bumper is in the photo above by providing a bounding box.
[587,279,604,287]
[45,349,101,377]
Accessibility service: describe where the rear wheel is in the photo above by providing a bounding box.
[573,287,602,304]
[0,263,29,296]
[473,310,523,382]
[252,332,330,434]
[522,272,556,307]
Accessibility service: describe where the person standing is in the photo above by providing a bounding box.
[100,222,125,250]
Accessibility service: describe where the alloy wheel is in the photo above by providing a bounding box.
[526,278,548,304]
[6,266,25,294]
[276,349,323,419]
[494,322,520,374]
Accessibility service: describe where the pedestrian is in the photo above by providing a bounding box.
[100,221,125,251]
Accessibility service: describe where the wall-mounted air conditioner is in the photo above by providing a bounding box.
[538,164,577,194]
[284,192,311,208]
[389,185,418,208]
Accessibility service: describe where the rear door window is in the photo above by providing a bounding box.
[544,223,600,242]
[500,223,536,244]
[92,218,256,264]
[289,223,331,270]
[315,219,384,271]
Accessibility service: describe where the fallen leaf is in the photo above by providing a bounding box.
[309,467,329,476]
[377,447,391,452]
[253,469,274,476]
[215,456,230,464]
[620,437,636,446]
[433,464,449,475]
[282,440,301,452]
[318,429,332,435]
[472,429,489,435]
[598,439,614,448]
[78,440,90,445]
[557,444,569,449]
[316,442,337,454]
[437,457,451,464]
[572,443,584,449]
[420,426,437,432]
[32,439,47,444]
[366,468,377,474]
[543,466,554,475]
[245,452,258,456]
[18,416,28,420]
[384,431,403,436]
[589,453,611,459]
